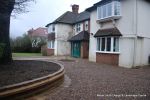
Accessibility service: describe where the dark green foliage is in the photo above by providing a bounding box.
[11,34,32,53]
[0,43,6,58]
[11,34,46,53]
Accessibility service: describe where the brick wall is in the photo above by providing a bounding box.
[81,41,89,58]
[96,53,119,66]
[47,49,54,56]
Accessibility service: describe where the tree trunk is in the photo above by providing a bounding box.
[0,0,15,64]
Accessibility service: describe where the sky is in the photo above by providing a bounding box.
[10,0,99,38]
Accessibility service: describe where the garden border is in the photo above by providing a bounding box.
[0,60,65,98]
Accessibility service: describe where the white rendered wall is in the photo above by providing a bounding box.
[141,38,150,65]
[119,37,134,68]
[137,0,150,38]
[89,10,100,62]
[131,38,150,67]
[55,23,73,56]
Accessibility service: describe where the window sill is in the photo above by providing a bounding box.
[96,51,120,54]
[47,48,55,49]
[97,16,122,23]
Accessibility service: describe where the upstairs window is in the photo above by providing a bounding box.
[48,24,55,33]
[97,1,121,20]
[76,23,81,32]
[52,25,55,32]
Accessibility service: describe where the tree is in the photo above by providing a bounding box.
[0,0,34,64]
[11,34,32,53]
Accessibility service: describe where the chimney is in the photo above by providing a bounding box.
[72,4,79,13]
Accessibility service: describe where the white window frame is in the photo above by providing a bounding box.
[97,1,121,20]
[96,37,120,54]
[76,23,81,32]
[85,21,89,31]
[48,24,55,33]
[47,40,55,49]
[52,24,55,32]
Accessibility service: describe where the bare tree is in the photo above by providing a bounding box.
[0,0,34,64]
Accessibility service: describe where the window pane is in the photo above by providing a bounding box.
[52,41,54,48]
[48,41,51,48]
[78,27,80,31]
[97,38,100,51]
[114,1,120,15]
[100,7,103,19]
[103,5,106,18]
[101,38,105,51]
[97,7,101,19]
[76,25,78,32]
[107,3,112,16]
[106,37,111,51]
[52,25,55,32]
[113,37,119,52]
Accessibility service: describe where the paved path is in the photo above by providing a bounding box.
[15,57,150,100]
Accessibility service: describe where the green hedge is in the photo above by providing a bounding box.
[0,43,5,58]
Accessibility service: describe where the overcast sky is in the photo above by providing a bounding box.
[10,0,99,38]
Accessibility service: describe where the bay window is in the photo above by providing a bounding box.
[97,37,119,53]
[97,1,121,20]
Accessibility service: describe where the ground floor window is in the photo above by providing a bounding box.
[47,40,55,49]
[97,37,119,53]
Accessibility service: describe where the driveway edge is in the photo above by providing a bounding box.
[0,60,65,98]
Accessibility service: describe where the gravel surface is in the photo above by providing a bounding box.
[28,59,150,100]
[0,60,60,87]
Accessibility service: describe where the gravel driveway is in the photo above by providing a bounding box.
[26,58,150,100]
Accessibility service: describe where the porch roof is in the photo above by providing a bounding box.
[94,27,122,37]
[68,31,89,42]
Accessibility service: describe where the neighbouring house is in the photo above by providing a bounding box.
[86,0,150,68]
[46,4,90,58]
[28,27,48,47]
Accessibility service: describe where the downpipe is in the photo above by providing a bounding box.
[132,0,138,68]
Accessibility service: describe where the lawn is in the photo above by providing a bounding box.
[12,53,42,57]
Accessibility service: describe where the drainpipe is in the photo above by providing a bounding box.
[133,0,138,67]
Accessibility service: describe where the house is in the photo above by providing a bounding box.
[86,0,150,68]
[46,5,90,58]
[28,27,48,47]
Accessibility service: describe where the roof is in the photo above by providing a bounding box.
[68,31,89,42]
[86,0,120,12]
[46,11,90,27]
[54,11,78,24]
[28,27,48,37]
[94,27,122,37]
[75,11,90,23]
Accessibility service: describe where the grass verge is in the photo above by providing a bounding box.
[12,53,42,57]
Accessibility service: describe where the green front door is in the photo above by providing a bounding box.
[71,42,81,58]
